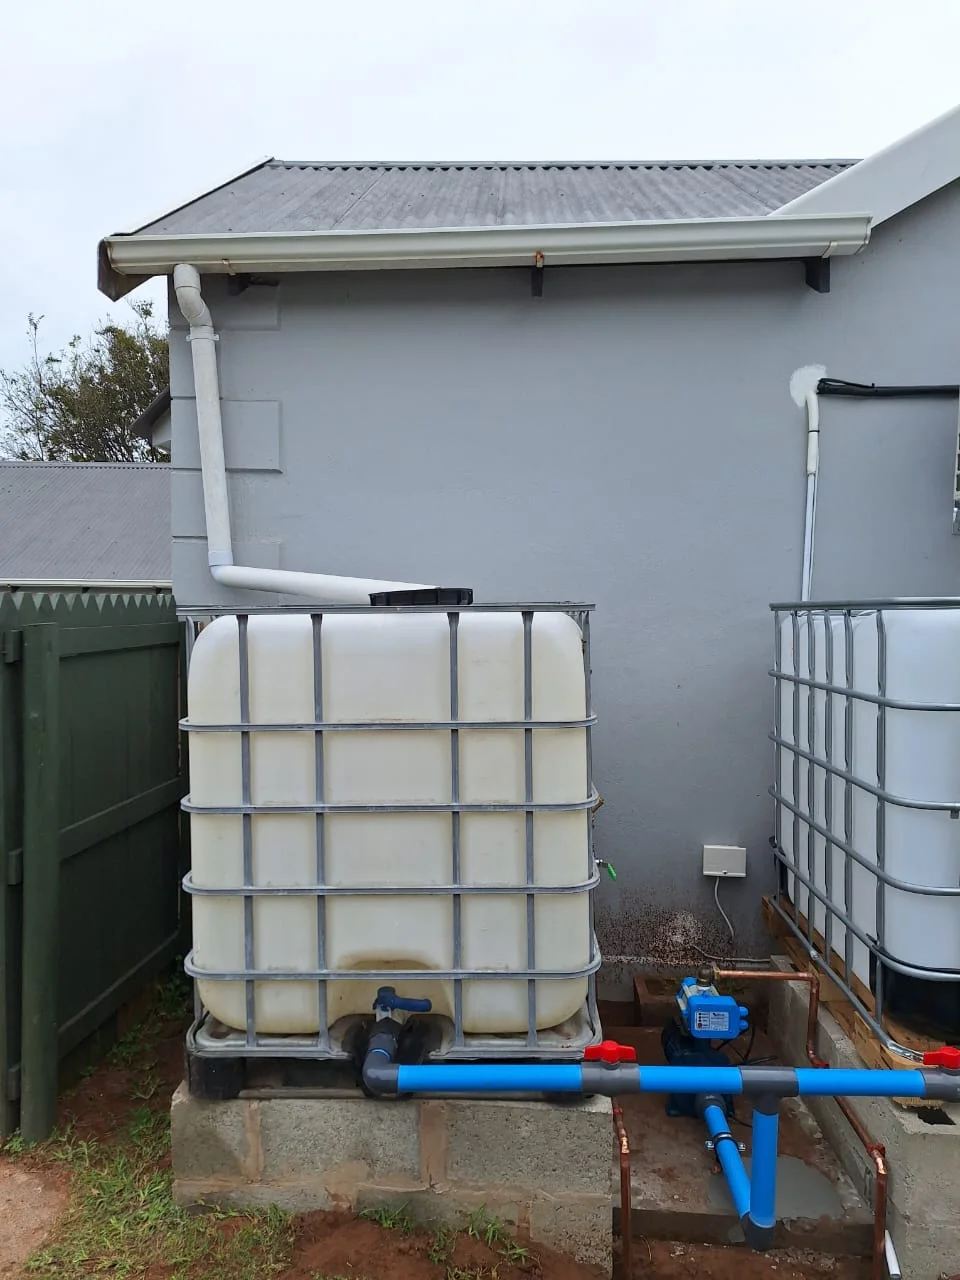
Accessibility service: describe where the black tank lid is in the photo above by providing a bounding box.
[368,586,474,607]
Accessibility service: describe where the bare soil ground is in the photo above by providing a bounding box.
[0,1163,66,1276]
[278,1211,605,1279]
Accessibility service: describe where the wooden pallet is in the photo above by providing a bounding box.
[762,895,950,1106]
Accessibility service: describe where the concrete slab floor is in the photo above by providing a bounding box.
[603,1023,872,1256]
[707,1155,842,1219]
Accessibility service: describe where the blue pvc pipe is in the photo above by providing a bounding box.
[392,1063,934,1099]
[638,1065,745,1096]
[794,1069,926,1098]
[702,1102,750,1220]
[396,1063,588,1093]
[749,1109,779,1230]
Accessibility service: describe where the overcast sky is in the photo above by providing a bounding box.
[1,0,958,370]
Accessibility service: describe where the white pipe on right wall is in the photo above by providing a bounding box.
[789,365,827,602]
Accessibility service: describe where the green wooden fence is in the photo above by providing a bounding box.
[0,592,185,1140]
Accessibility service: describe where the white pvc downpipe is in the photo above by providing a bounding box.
[789,365,827,602]
[173,264,432,604]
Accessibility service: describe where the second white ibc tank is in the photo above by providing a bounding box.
[776,606,960,985]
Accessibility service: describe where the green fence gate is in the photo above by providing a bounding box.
[0,592,185,1140]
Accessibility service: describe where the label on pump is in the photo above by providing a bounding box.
[693,1009,733,1034]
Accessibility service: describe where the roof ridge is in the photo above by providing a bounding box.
[269,159,858,171]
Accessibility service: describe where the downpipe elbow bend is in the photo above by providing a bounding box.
[173,263,213,329]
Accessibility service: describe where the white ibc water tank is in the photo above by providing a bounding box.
[186,609,595,1038]
[775,606,960,989]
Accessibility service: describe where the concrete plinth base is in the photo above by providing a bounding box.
[171,1085,614,1271]
[767,956,960,1280]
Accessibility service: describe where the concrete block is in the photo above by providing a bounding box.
[529,1193,613,1270]
[175,1179,338,1214]
[885,1199,960,1279]
[170,1084,257,1182]
[172,1085,615,1268]
[418,1100,448,1186]
[446,1094,613,1195]
[768,955,960,1278]
[258,1098,421,1184]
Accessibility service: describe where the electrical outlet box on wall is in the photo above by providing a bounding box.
[702,845,747,877]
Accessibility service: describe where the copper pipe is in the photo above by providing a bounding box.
[834,1098,887,1280]
[712,966,827,1068]
[613,1104,633,1278]
[714,966,887,1280]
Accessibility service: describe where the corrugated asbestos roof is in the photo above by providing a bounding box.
[0,463,171,585]
[135,159,857,236]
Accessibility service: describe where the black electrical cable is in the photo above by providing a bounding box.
[735,1025,757,1064]
[817,377,959,399]
[730,1026,776,1067]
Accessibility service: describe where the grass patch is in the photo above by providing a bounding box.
[2,1131,29,1158]
[497,1242,530,1265]
[357,1203,415,1234]
[465,1207,511,1249]
[460,1207,533,1274]
[25,1135,292,1279]
[5,970,542,1279]
[428,1224,456,1265]
[9,973,295,1280]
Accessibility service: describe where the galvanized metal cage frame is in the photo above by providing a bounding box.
[769,598,960,1059]
[180,602,601,1061]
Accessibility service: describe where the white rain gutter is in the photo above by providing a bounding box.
[102,214,871,297]
[173,264,431,604]
[790,365,827,601]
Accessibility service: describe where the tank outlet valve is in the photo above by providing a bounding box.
[583,1040,638,1066]
[596,859,617,880]
[373,986,433,1023]
[676,977,749,1042]
[923,1046,960,1073]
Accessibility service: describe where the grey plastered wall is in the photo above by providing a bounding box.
[169,181,960,965]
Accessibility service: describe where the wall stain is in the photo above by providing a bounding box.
[596,890,742,996]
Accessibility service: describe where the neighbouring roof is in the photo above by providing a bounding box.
[133,160,855,235]
[0,462,171,587]
[130,387,171,443]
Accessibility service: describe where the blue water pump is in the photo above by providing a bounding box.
[676,975,749,1041]
[660,972,750,1118]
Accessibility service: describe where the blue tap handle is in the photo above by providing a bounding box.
[374,986,432,1015]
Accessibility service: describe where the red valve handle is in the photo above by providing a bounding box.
[584,1039,638,1064]
[923,1046,960,1071]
